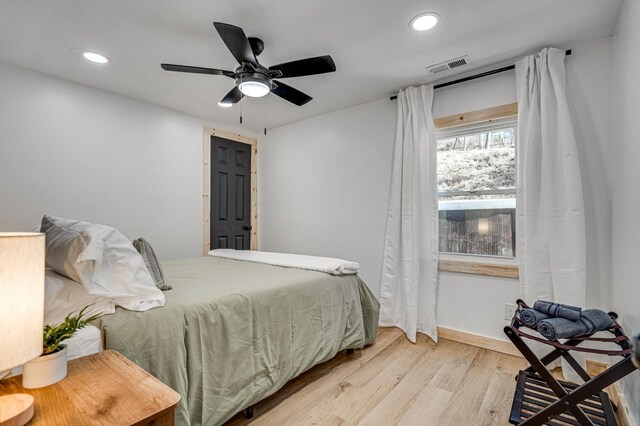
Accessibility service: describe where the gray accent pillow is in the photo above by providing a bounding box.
[132,238,172,291]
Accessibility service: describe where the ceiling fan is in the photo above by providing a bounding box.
[161,22,336,107]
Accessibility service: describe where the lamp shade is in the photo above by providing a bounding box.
[0,233,45,372]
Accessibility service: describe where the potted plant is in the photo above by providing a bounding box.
[22,306,99,389]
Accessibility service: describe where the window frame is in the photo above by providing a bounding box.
[434,103,519,279]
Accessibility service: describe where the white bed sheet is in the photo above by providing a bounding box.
[65,324,103,360]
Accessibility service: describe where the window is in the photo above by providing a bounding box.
[437,117,517,258]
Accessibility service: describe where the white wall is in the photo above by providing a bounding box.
[612,0,640,422]
[258,98,397,292]
[566,38,614,311]
[259,37,614,342]
[0,61,255,260]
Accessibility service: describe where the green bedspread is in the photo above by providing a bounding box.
[95,256,379,426]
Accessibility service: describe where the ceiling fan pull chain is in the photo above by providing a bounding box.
[264,97,267,135]
[240,74,244,124]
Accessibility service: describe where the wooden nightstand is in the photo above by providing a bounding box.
[0,350,180,425]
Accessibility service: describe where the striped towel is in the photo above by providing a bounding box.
[537,309,613,340]
[533,300,582,321]
[132,238,172,291]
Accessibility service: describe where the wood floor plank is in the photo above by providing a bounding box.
[427,339,480,392]
[316,415,354,426]
[475,353,527,426]
[325,335,429,424]
[357,339,454,425]
[225,327,526,426]
[436,349,505,425]
[398,386,453,426]
[233,328,405,424]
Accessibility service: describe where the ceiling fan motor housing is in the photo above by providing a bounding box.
[247,37,264,56]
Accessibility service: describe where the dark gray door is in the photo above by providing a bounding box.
[210,136,251,250]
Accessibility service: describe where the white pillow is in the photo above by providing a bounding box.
[44,269,115,325]
[41,215,165,311]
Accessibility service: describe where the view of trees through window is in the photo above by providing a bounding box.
[437,126,516,258]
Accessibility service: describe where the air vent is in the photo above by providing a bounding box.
[426,55,471,74]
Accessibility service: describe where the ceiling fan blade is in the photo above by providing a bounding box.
[269,55,336,78]
[213,22,257,66]
[219,86,244,105]
[161,63,234,78]
[271,81,312,106]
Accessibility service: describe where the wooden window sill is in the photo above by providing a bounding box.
[438,259,519,279]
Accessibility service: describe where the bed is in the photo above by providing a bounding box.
[93,256,379,426]
[38,215,378,425]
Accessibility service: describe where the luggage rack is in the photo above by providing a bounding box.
[504,299,637,426]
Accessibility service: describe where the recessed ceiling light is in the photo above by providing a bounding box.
[217,101,233,108]
[82,51,110,64]
[410,12,439,31]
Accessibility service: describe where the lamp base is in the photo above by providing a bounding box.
[0,394,34,426]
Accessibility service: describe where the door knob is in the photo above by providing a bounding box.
[243,225,252,231]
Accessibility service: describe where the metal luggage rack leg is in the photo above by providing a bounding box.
[503,299,637,426]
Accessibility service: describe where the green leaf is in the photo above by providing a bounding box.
[42,305,101,355]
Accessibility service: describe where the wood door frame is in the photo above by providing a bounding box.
[203,127,258,254]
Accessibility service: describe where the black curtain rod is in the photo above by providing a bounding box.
[389,49,572,100]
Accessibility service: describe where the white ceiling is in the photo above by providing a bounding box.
[0,0,622,132]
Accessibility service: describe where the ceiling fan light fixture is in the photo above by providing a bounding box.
[236,71,272,97]
[217,101,233,108]
[410,12,439,31]
[238,80,270,97]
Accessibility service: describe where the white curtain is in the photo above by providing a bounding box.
[516,48,587,381]
[379,85,439,343]
[515,47,586,308]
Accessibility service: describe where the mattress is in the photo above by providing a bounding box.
[94,256,379,426]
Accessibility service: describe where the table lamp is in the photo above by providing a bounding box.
[0,232,45,426]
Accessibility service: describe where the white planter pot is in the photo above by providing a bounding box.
[22,344,68,389]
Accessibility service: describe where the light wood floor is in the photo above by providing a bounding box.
[226,327,528,426]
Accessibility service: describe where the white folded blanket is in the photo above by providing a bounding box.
[208,249,360,275]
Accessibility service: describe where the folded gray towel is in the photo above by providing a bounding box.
[533,300,582,321]
[520,308,550,328]
[537,309,613,340]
